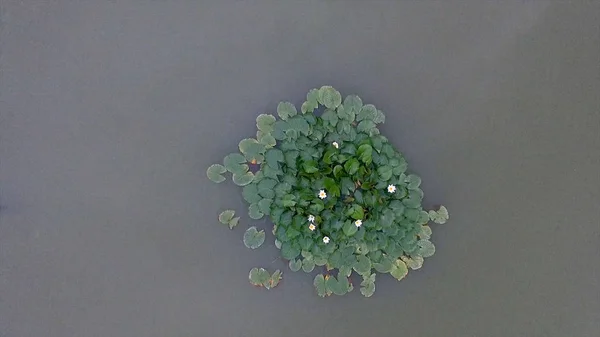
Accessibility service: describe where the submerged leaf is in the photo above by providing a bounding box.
[206,164,227,183]
[243,227,266,249]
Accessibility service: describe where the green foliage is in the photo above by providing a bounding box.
[207,86,450,297]
[249,267,282,289]
[243,227,265,249]
[429,205,449,224]
[218,210,240,229]
[206,164,226,183]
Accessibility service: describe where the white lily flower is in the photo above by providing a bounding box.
[387,184,397,193]
[308,214,315,222]
[332,142,339,149]
[354,219,362,227]
[318,190,327,199]
[308,223,316,231]
[322,236,330,244]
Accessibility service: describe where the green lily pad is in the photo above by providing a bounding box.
[390,259,408,281]
[227,216,240,229]
[218,210,235,224]
[428,205,449,224]
[258,198,272,215]
[353,255,372,276]
[243,227,265,249]
[357,144,373,164]
[357,120,376,134]
[302,259,315,273]
[249,267,270,286]
[232,171,254,186]
[360,281,375,297]
[373,256,394,273]
[419,225,432,240]
[259,133,276,148]
[248,203,264,220]
[377,165,393,181]
[265,148,284,169]
[265,269,282,289]
[417,239,435,257]
[402,255,424,270]
[277,101,297,120]
[357,104,377,121]
[223,153,246,173]
[314,274,331,297]
[206,164,227,183]
[318,86,342,109]
[256,114,276,133]
[406,174,422,189]
[289,259,302,272]
[344,158,360,175]
[242,184,262,204]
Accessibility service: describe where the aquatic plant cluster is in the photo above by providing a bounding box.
[208,86,448,297]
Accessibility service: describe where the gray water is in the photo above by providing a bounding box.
[1,2,599,337]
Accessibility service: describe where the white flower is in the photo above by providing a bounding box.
[318,190,327,199]
[332,142,339,149]
[354,219,363,227]
[308,223,316,231]
[308,214,315,222]
[322,236,330,244]
[387,184,397,193]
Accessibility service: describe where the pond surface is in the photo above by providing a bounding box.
[1,2,598,336]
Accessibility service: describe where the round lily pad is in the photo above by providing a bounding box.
[206,164,226,183]
[243,226,265,249]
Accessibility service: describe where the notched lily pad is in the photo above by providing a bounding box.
[289,259,302,272]
[277,101,297,120]
[428,205,449,224]
[318,86,342,109]
[232,171,254,186]
[243,227,266,249]
[206,164,227,183]
[218,210,239,229]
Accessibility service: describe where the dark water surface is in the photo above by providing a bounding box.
[1,2,599,336]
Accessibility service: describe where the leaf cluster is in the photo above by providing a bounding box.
[208,86,449,297]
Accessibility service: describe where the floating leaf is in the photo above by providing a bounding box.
[428,205,449,224]
[360,281,375,297]
[373,256,394,273]
[344,158,360,175]
[417,239,435,257]
[357,120,376,134]
[223,153,246,172]
[302,259,315,273]
[242,184,262,204]
[277,101,297,120]
[243,227,265,249]
[344,95,363,115]
[390,259,408,281]
[357,144,373,164]
[318,86,342,109]
[206,164,227,183]
[281,242,300,260]
[314,274,331,297]
[377,165,393,181]
[419,225,432,240]
[357,104,377,121]
[218,210,235,224]
[256,114,276,133]
[258,198,273,215]
[228,217,240,229]
[266,270,282,289]
[406,174,422,189]
[289,259,302,272]
[342,220,358,236]
[353,255,372,276]
[232,171,254,186]
[402,255,424,270]
[249,267,270,286]
[259,133,276,148]
[248,203,264,220]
